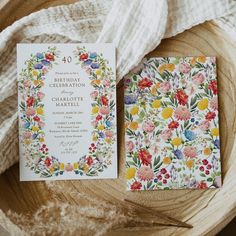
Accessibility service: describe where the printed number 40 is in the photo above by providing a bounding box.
[62,56,72,63]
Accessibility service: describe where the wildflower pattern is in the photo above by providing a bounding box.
[125,57,221,190]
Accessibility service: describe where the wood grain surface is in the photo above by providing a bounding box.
[0,0,236,235]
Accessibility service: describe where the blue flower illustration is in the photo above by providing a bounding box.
[214,139,220,149]
[99,132,105,138]
[36,53,44,59]
[173,149,183,159]
[124,95,137,104]
[84,59,92,65]
[23,122,30,128]
[89,52,97,59]
[41,59,51,66]
[105,120,112,127]
[91,63,100,69]
[34,63,43,69]
[184,129,196,141]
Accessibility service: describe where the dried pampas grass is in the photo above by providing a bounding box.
[6,181,190,235]
[7,181,130,236]
[8,201,129,236]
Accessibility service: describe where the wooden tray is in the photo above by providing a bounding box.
[0,1,236,235]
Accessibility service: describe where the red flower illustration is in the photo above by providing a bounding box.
[33,116,40,122]
[86,156,93,166]
[197,181,208,189]
[160,168,167,174]
[26,97,35,107]
[175,89,188,105]
[157,175,162,180]
[208,80,218,95]
[205,111,216,121]
[45,53,54,61]
[100,95,109,106]
[44,157,51,167]
[96,115,102,121]
[202,159,208,165]
[168,120,179,129]
[138,77,153,89]
[138,149,152,165]
[165,173,170,179]
[199,166,204,172]
[131,181,142,190]
[80,53,88,61]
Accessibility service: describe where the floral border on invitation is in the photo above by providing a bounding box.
[19,46,116,178]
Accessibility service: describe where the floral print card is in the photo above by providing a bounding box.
[125,57,221,190]
[17,43,117,181]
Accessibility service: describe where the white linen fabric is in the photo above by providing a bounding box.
[0,0,236,176]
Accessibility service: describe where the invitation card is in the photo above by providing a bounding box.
[17,44,117,181]
[124,57,221,190]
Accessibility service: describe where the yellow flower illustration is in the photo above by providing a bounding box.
[126,167,136,180]
[60,163,65,171]
[39,81,44,86]
[32,126,39,132]
[186,159,194,169]
[158,63,175,73]
[98,125,105,130]
[39,137,44,142]
[211,128,219,136]
[171,137,182,146]
[163,156,171,165]
[190,57,196,65]
[95,69,101,75]
[33,80,39,86]
[32,70,38,76]
[203,147,212,155]
[83,164,89,173]
[73,162,78,169]
[129,121,138,130]
[166,63,175,72]
[152,100,161,109]
[197,98,208,110]
[161,107,173,119]
[92,106,99,114]
[24,139,31,145]
[158,64,167,74]
[92,79,101,85]
[156,82,161,88]
[49,167,54,174]
[130,106,139,115]
[151,87,157,95]
[197,56,206,63]
[52,163,58,169]
[36,107,44,115]
[105,138,112,143]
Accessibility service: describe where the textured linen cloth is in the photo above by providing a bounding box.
[1,0,236,234]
